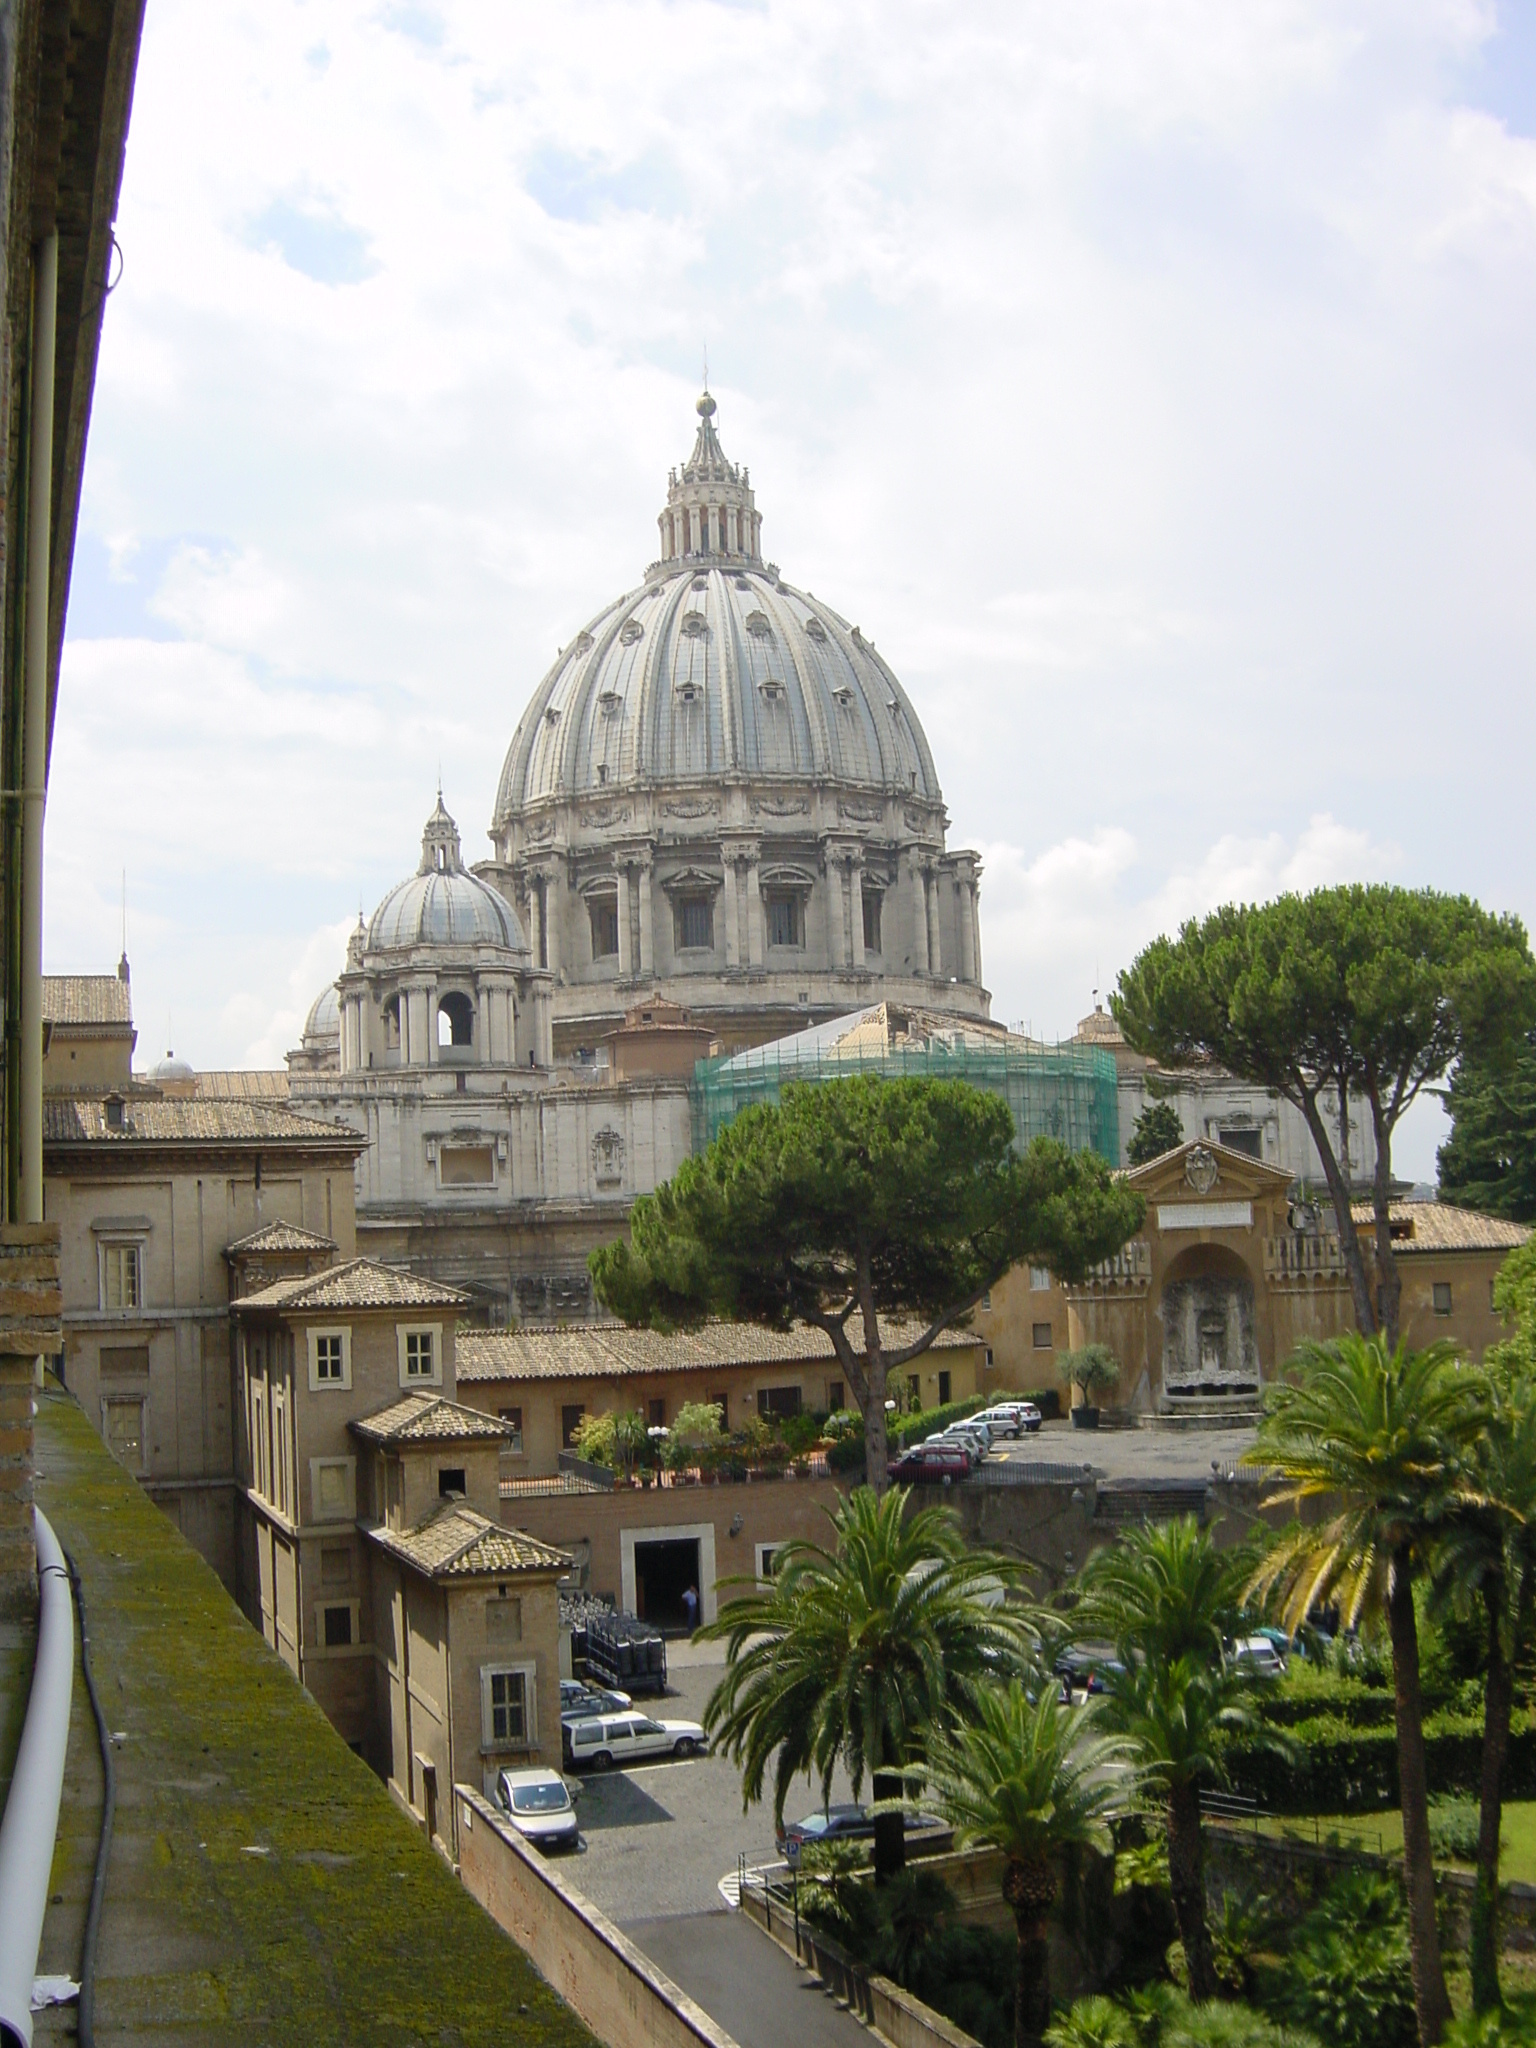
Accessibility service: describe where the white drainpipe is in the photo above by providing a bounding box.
[0,1508,75,2047]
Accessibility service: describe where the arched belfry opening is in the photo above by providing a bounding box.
[438,991,474,1048]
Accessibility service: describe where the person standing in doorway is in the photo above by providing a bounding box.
[681,1583,699,1633]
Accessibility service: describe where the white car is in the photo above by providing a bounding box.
[564,1709,708,1770]
[976,1406,1027,1439]
[495,1766,580,1850]
[940,1422,992,1456]
[1231,1635,1286,1678]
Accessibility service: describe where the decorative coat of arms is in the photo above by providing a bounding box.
[591,1128,625,1187]
[1184,1146,1220,1196]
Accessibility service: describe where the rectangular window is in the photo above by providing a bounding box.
[766,892,802,949]
[757,1384,803,1419]
[438,1466,467,1497]
[648,1397,666,1429]
[482,1664,534,1747]
[397,1324,442,1387]
[938,1370,952,1406]
[827,1382,843,1415]
[1433,1282,1453,1317]
[274,1388,290,1516]
[985,1347,994,1368]
[1030,1266,1052,1292]
[308,1326,351,1391]
[323,1604,353,1648]
[311,1457,355,1522]
[1218,1128,1263,1159]
[561,1404,585,1450]
[590,894,619,959]
[440,1145,495,1186]
[1032,1322,1054,1350]
[710,1391,728,1427]
[862,888,882,954]
[102,1396,145,1472]
[676,896,713,951]
[102,1241,142,1312]
[499,1405,524,1453]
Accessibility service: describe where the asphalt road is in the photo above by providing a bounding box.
[627,1911,872,2048]
[992,1415,1258,1480]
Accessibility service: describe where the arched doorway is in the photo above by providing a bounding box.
[1156,1242,1260,1401]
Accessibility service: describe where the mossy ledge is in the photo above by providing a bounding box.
[31,1377,600,2048]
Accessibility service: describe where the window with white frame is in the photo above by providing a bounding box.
[308,1326,351,1391]
[1029,1266,1052,1292]
[310,1456,356,1523]
[397,1324,442,1388]
[100,1240,143,1312]
[481,1662,537,1749]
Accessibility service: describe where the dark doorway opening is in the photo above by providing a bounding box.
[634,1537,701,1633]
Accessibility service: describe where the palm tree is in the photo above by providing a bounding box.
[921,1683,1131,2048]
[1430,1359,1536,2010]
[1069,1517,1265,2002]
[699,1484,1027,1879]
[1246,1332,1484,2048]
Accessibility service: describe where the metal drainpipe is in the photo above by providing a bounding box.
[0,1508,76,2047]
[20,231,58,1225]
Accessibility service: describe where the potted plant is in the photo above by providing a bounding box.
[1058,1344,1120,1429]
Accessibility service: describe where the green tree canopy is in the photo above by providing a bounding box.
[1127,1099,1185,1167]
[1437,1026,1536,1224]
[1113,885,1536,1342]
[590,1073,1144,1483]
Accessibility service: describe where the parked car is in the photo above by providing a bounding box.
[1014,1402,1043,1434]
[563,1710,708,1770]
[937,1424,990,1460]
[888,1444,970,1484]
[776,1803,952,1868]
[975,1406,1025,1439]
[943,1418,994,1451]
[1230,1635,1286,1678]
[1054,1646,1126,1697]
[561,1679,630,1718]
[494,1766,580,1851]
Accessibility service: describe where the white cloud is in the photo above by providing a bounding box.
[46,0,1536,1097]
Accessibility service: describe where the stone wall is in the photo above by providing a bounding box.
[455,1783,742,2048]
[0,1225,61,1615]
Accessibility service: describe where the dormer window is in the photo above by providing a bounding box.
[758,678,784,703]
[804,617,828,642]
[544,706,559,727]
[599,690,622,714]
[104,1094,125,1131]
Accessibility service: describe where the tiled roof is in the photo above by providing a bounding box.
[1351,1201,1531,1256]
[193,1070,291,1100]
[225,1221,337,1257]
[457,1315,982,1384]
[43,974,132,1027]
[351,1393,512,1444]
[234,1257,469,1312]
[366,1499,569,1579]
[44,1097,364,1148]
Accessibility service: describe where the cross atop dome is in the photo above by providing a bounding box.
[657,387,762,567]
[418,793,464,875]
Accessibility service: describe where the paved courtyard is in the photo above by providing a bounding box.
[994,1415,1259,1480]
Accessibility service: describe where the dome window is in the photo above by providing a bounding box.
[676,681,700,705]
[680,613,709,639]
[545,706,560,727]
[675,895,714,952]
[758,678,784,702]
[438,992,474,1049]
[804,617,828,642]
[691,576,708,592]
[619,618,644,645]
[766,891,804,950]
[599,690,622,714]
[833,686,854,709]
[574,631,594,654]
[588,890,620,960]
[745,610,773,639]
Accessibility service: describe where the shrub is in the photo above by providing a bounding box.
[1226,1708,1536,1813]
[888,1394,988,1450]
[1258,1869,1415,2048]
[1047,1997,1143,2048]
[1058,1344,1121,1403]
[1050,1989,1319,2048]
[1427,1795,1486,1862]
[827,1434,866,1473]
[1443,2003,1536,2048]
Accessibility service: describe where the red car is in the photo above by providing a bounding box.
[888,1445,969,1484]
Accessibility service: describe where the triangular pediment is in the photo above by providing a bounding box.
[1125,1138,1294,1202]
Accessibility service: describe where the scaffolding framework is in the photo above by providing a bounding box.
[691,1033,1121,1163]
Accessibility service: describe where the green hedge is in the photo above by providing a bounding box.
[1253,1682,1395,1730]
[1227,1710,1530,1814]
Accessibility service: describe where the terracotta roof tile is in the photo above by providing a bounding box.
[366,1500,568,1578]
[234,1258,468,1313]
[193,1070,292,1100]
[1350,1201,1531,1256]
[225,1221,338,1256]
[43,975,132,1027]
[350,1393,511,1444]
[456,1316,981,1384]
[44,1097,361,1148]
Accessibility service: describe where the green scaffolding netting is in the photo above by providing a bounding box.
[690,1027,1121,1163]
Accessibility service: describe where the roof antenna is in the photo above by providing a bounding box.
[118,869,130,982]
[702,343,708,392]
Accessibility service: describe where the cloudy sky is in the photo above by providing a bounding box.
[47,0,1536,1179]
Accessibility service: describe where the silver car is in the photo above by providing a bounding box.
[495,1766,580,1850]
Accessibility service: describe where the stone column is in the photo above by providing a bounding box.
[527,876,543,971]
[0,1224,61,1617]
[970,879,983,989]
[638,859,654,978]
[926,874,943,979]
[746,850,764,968]
[617,868,632,979]
[545,869,562,978]
[478,985,492,1062]
[911,861,929,974]
[722,859,740,969]
[849,855,865,970]
[958,874,977,984]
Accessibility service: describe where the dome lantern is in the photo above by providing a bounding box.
[656,387,761,566]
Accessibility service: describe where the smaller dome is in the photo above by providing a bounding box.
[304,983,341,1042]
[367,796,526,955]
[151,1050,195,1082]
